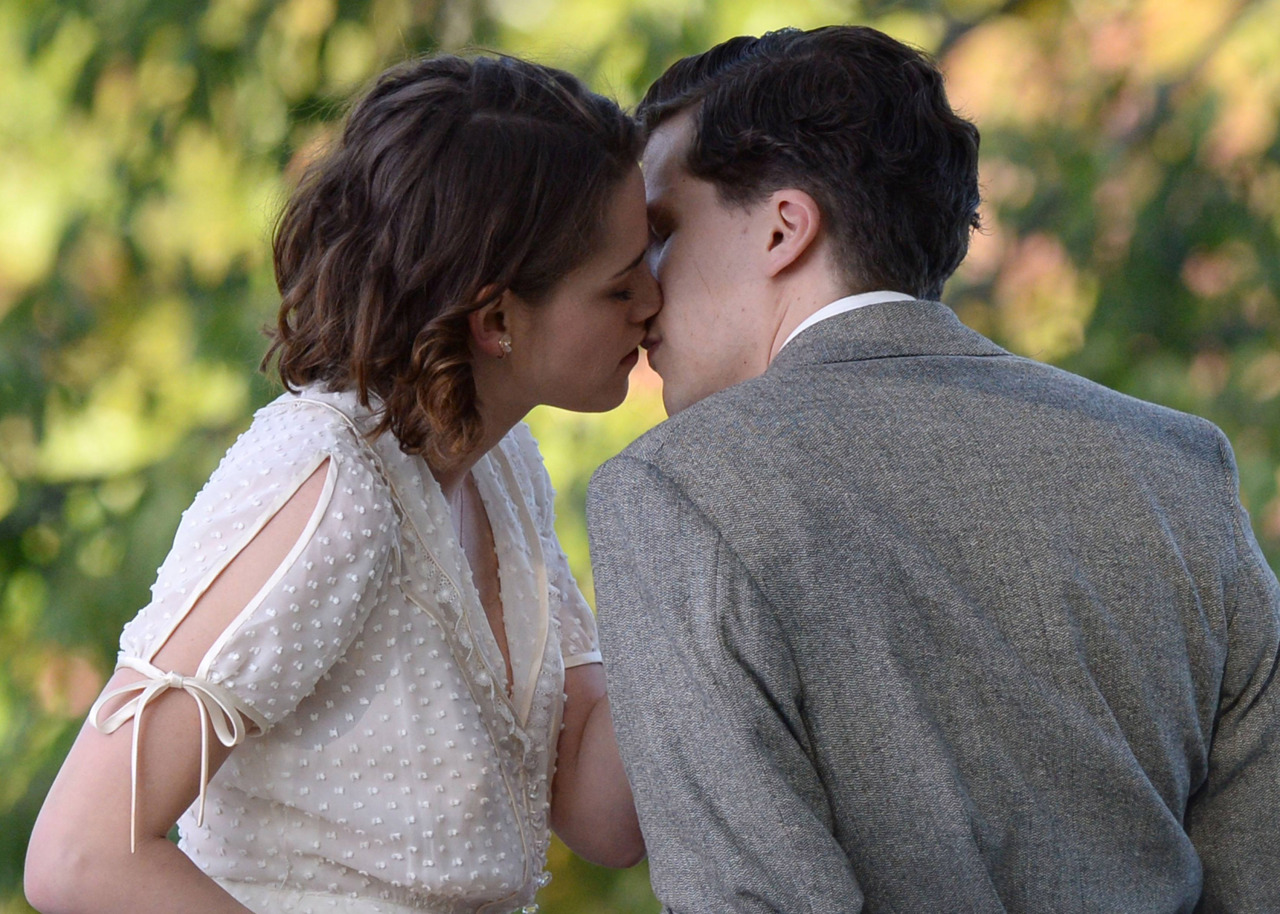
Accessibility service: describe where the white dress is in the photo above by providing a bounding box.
[88,386,602,914]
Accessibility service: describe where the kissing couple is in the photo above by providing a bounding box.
[27,24,1280,914]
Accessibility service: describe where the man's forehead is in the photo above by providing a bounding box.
[641,108,697,185]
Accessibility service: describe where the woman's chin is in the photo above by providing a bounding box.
[552,382,629,415]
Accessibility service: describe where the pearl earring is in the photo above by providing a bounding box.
[498,336,513,357]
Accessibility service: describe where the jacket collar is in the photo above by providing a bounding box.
[769,299,1008,371]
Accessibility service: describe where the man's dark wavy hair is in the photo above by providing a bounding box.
[637,26,981,301]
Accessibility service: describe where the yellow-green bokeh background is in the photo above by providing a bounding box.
[3,0,1279,910]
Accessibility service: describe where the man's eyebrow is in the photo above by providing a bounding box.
[610,248,647,280]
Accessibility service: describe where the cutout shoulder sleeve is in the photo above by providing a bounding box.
[93,400,398,849]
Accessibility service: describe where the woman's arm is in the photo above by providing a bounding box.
[24,462,331,914]
[549,662,644,868]
[25,676,251,914]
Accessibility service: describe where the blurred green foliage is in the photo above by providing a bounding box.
[1,0,1278,910]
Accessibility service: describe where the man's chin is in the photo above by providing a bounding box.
[652,357,741,416]
[659,378,719,417]
[657,372,687,417]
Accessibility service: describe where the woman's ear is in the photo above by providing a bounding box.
[468,286,514,360]
[764,188,823,278]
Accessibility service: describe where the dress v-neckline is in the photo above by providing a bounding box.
[418,444,551,730]
[287,390,553,732]
[453,470,515,700]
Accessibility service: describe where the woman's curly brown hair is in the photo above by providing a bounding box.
[264,54,639,467]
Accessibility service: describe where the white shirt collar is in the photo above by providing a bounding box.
[779,290,915,352]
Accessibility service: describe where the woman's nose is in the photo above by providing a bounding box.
[631,265,662,322]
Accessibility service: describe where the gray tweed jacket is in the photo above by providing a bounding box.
[586,300,1280,914]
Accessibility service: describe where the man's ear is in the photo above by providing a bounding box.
[764,189,823,278]
[468,285,513,360]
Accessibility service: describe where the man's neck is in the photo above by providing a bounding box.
[774,290,916,357]
[766,276,850,362]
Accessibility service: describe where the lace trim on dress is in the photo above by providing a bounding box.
[88,655,267,851]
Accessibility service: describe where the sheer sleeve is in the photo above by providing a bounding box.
[507,423,601,668]
[89,398,398,848]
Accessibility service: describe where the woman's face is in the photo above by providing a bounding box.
[504,166,661,413]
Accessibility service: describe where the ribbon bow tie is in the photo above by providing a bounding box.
[88,657,265,852]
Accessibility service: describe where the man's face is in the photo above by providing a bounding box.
[642,110,777,415]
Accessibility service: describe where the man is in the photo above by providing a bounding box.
[586,25,1280,913]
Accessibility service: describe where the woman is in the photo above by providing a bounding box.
[25,52,656,914]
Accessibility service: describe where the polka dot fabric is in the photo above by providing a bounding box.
[105,387,601,914]
[120,402,397,725]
